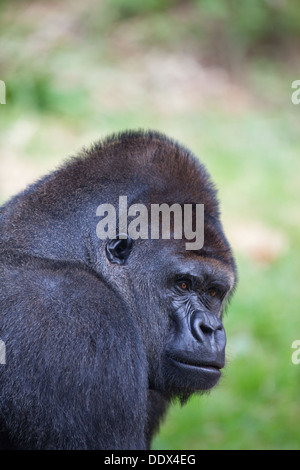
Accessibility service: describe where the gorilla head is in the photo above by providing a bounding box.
[94,132,236,398]
[0,130,236,449]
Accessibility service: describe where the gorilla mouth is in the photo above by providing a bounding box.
[166,354,222,372]
[165,354,223,391]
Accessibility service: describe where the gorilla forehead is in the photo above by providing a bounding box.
[75,130,219,210]
[20,130,219,225]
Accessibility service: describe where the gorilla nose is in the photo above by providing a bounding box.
[191,312,226,353]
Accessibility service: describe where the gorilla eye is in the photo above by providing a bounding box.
[179,282,188,290]
[206,287,223,300]
[176,279,191,291]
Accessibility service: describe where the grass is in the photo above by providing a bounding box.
[0,0,300,450]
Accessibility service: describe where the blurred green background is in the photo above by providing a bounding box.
[1,0,300,450]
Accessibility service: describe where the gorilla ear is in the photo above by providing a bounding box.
[105,234,133,265]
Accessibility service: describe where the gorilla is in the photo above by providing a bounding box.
[0,130,236,450]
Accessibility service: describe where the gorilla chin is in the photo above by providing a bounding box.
[165,354,223,392]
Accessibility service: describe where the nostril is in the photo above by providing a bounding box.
[200,323,214,335]
[191,319,215,340]
[190,312,225,342]
[191,313,223,341]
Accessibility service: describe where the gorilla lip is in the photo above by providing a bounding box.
[166,354,223,372]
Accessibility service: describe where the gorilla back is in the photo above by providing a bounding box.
[0,130,236,449]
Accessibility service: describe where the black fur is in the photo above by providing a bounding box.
[0,130,236,449]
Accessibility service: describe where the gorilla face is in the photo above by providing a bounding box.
[106,231,236,399]
[163,254,234,394]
